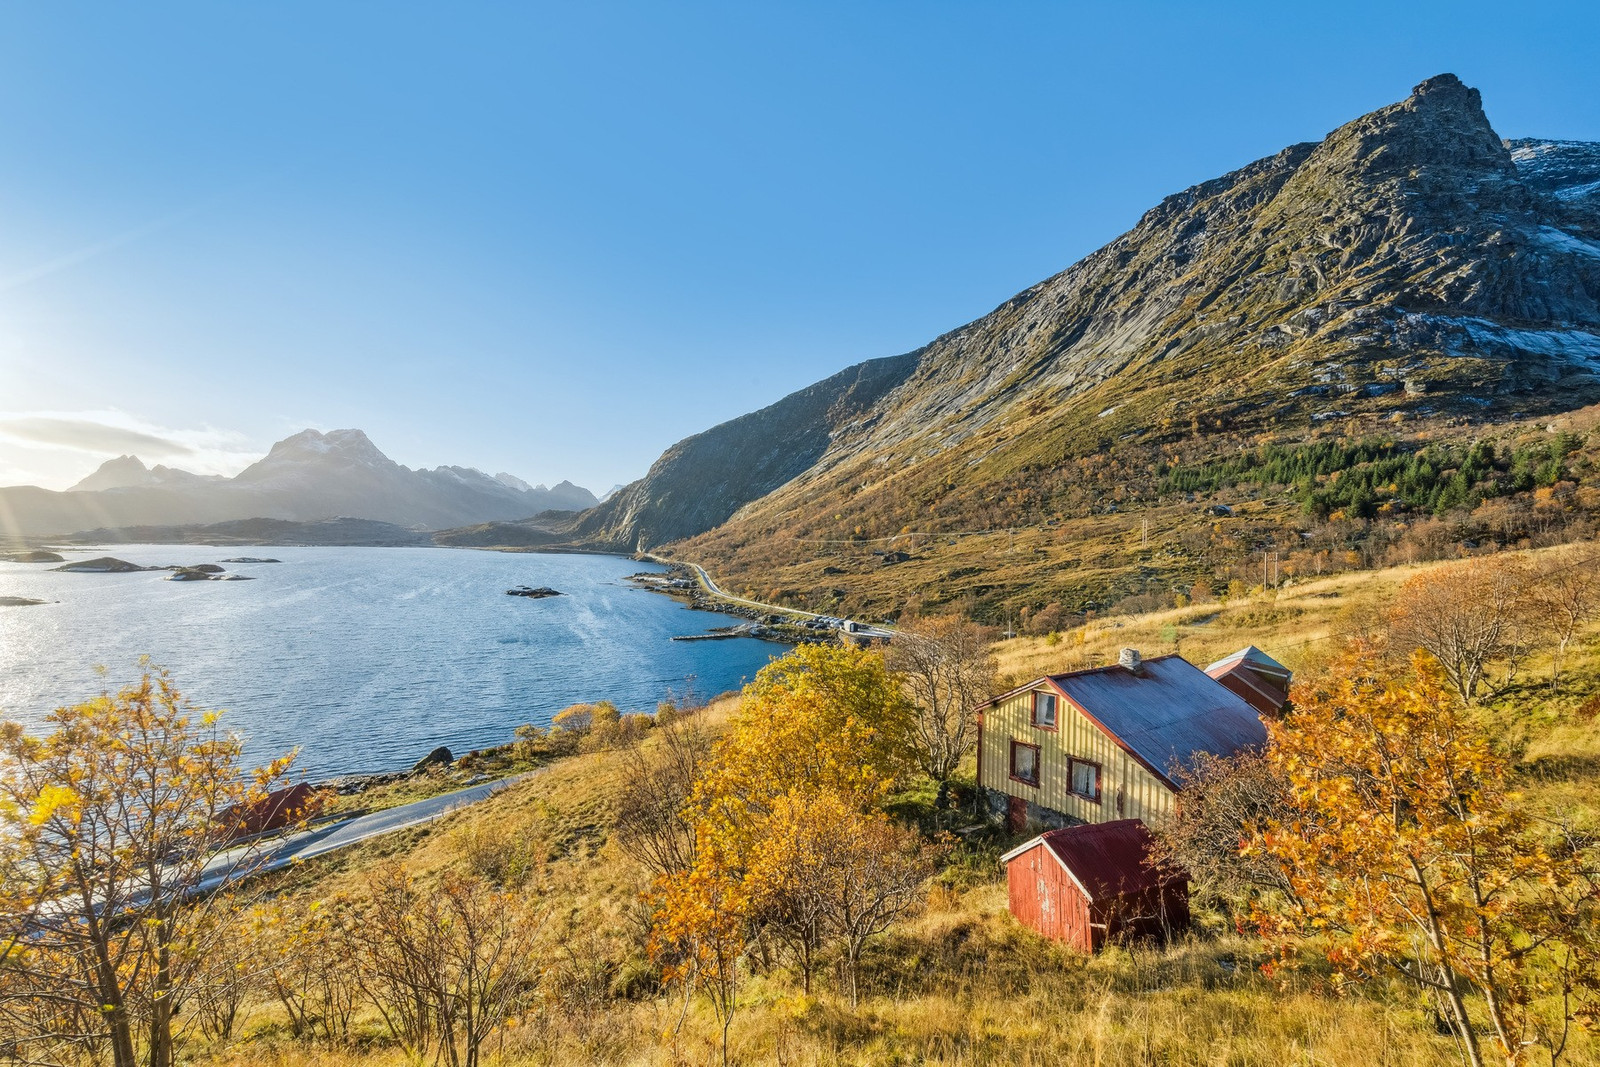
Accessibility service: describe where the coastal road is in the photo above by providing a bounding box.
[649,556,896,640]
[196,774,526,894]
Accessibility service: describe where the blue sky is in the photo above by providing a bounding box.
[1,1,1597,492]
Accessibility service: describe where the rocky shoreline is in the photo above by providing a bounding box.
[626,567,831,645]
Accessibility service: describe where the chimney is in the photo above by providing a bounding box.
[1119,648,1143,674]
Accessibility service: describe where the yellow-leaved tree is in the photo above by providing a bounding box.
[0,665,296,1067]
[1246,643,1600,1067]
[641,645,929,1062]
[691,642,914,838]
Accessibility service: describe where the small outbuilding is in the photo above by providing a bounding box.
[1205,645,1292,716]
[1001,819,1188,952]
[217,782,321,843]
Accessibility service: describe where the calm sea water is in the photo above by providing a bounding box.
[0,546,786,779]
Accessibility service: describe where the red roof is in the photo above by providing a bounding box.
[1003,819,1179,902]
[1205,645,1291,715]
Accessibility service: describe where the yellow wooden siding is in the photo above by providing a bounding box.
[980,684,1177,824]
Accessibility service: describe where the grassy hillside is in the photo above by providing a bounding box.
[179,547,1600,1067]
[663,405,1600,629]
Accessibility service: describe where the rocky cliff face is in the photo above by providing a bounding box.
[569,353,918,549]
[576,75,1600,560]
[1,429,598,537]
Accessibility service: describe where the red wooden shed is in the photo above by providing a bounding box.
[1001,819,1188,952]
[217,782,322,842]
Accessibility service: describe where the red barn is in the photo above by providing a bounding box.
[1001,819,1188,952]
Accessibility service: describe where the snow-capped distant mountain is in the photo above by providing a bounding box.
[0,428,599,537]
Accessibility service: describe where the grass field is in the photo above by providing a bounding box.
[185,546,1600,1067]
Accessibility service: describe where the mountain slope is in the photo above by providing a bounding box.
[549,74,1600,614]
[0,429,598,537]
[565,353,919,549]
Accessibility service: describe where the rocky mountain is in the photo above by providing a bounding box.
[507,74,1600,612]
[69,455,226,492]
[0,429,598,537]
[568,355,917,549]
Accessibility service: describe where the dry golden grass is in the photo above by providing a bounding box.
[190,570,1600,1067]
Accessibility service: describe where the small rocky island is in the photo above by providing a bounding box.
[168,565,255,582]
[50,556,255,581]
[506,585,562,599]
[220,557,281,564]
[0,596,48,607]
[2,549,66,563]
[53,556,160,573]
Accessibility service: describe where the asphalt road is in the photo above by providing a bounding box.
[673,559,897,640]
[196,774,524,894]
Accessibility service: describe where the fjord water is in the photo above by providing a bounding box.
[0,547,785,779]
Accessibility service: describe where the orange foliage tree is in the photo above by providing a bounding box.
[1245,644,1600,1067]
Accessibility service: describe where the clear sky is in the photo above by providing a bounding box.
[1,1,1597,493]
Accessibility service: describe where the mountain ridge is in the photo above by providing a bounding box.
[470,73,1600,616]
[1,429,599,538]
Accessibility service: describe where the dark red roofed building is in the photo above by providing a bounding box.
[1205,645,1292,716]
[1001,819,1188,952]
[217,782,321,842]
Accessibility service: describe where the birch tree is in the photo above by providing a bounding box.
[884,615,997,781]
[0,666,295,1067]
[1245,644,1600,1067]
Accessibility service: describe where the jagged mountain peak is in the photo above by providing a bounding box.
[2,426,598,537]
[555,74,1600,575]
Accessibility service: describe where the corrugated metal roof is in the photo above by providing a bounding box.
[1205,645,1290,680]
[1011,819,1175,902]
[1048,654,1267,783]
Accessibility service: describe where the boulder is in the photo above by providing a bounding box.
[411,746,453,773]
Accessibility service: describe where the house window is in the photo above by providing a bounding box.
[1010,740,1040,786]
[1031,691,1057,729]
[1069,758,1101,801]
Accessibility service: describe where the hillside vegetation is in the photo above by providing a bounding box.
[446,75,1600,625]
[7,548,1592,1067]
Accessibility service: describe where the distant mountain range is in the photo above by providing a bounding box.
[446,74,1600,615]
[0,429,598,538]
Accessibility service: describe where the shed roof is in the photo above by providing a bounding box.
[1204,645,1290,680]
[1045,655,1267,785]
[1002,819,1177,902]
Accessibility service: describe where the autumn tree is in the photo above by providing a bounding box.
[644,646,934,1045]
[1245,644,1600,1067]
[1150,749,1296,917]
[613,712,712,879]
[1386,556,1540,701]
[649,858,748,1067]
[355,863,544,1067]
[884,614,998,781]
[0,666,295,1067]
[1528,545,1600,686]
[253,894,363,1044]
[693,644,914,831]
[745,791,936,1005]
